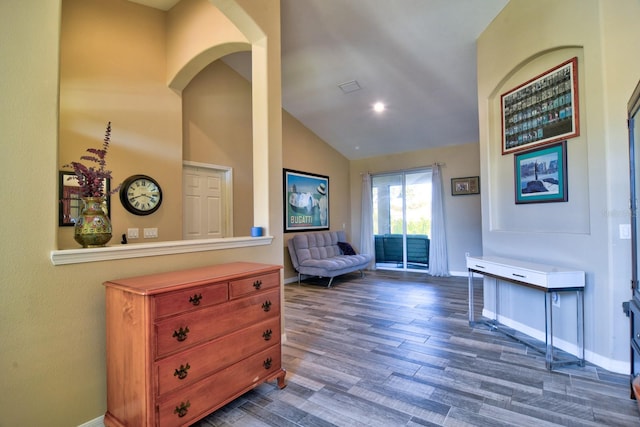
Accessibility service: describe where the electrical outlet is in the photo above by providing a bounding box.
[620,224,631,239]
[144,227,158,238]
[127,228,139,239]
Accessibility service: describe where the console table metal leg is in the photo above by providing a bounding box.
[577,290,585,366]
[468,269,475,325]
[545,291,554,370]
[494,277,499,327]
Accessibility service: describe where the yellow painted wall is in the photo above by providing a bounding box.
[0,0,283,425]
[166,0,248,89]
[282,110,351,279]
[182,59,254,237]
[59,0,183,248]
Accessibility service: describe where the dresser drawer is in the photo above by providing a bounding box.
[157,345,282,427]
[471,261,548,287]
[155,289,280,358]
[229,271,279,299]
[500,267,547,287]
[154,282,228,319]
[155,316,281,395]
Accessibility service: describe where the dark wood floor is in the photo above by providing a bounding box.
[194,270,639,426]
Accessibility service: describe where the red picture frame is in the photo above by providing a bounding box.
[501,57,579,155]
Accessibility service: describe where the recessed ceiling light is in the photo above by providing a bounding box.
[373,102,385,112]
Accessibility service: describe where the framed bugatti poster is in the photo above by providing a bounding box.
[284,169,329,232]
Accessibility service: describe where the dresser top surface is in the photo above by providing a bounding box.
[104,261,282,295]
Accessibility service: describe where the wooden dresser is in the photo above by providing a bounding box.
[103,262,286,427]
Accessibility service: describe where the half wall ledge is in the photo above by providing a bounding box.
[50,236,273,266]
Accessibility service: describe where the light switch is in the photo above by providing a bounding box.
[127,228,139,239]
[144,227,158,238]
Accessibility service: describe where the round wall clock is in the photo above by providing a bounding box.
[119,174,163,215]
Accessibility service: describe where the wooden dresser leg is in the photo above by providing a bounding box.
[276,369,287,389]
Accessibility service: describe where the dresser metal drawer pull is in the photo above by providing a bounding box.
[263,357,273,369]
[261,300,272,312]
[262,329,273,341]
[253,280,262,290]
[173,363,191,380]
[174,401,190,418]
[512,273,526,278]
[172,326,190,342]
[189,293,202,306]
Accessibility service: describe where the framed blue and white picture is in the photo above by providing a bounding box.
[514,141,567,204]
[283,169,329,232]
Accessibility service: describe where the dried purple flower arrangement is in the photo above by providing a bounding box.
[63,122,119,198]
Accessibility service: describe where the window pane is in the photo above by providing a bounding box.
[372,170,432,271]
[405,171,431,236]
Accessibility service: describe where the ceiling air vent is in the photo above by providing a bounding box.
[338,80,361,94]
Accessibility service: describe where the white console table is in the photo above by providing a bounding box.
[467,255,585,370]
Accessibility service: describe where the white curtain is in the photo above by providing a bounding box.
[360,173,375,270]
[428,164,449,276]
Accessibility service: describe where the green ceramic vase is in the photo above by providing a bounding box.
[74,197,112,248]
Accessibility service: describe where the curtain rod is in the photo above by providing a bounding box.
[360,163,445,176]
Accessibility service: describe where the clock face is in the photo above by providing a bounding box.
[120,175,163,215]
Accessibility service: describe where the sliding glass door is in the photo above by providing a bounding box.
[372,169,432,271]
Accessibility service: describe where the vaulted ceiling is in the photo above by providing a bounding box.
[130,0,508,160]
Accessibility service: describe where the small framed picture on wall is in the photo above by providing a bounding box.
[451,176,480,196]
[514,141,568,204]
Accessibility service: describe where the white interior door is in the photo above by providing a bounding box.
[183,163,232,239]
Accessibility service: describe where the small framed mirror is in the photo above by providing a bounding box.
[59,171,110,226]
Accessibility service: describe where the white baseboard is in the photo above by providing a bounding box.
[585,350,629,374]
[481,309,628,374]
[449,270,467,277]
[284,276,299,284]
[78,415,104,427]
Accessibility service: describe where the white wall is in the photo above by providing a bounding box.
[477,0,640,373]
